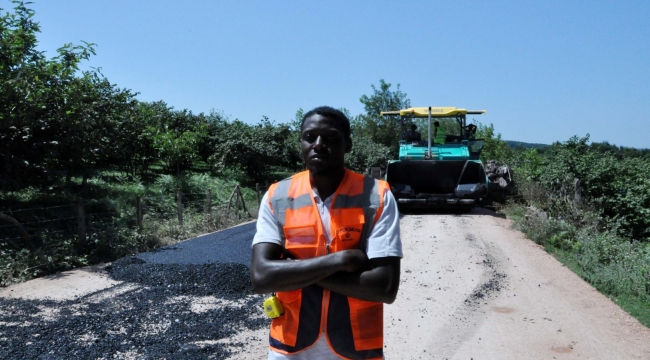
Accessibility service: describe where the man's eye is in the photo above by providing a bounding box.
[326,135,340,143]
[303,133,316,142]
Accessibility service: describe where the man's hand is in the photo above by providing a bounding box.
[316,257,401,304]
[251,243,369,294]
[251,244,399,303]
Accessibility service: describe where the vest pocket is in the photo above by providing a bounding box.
[347,298,383,351]
[331,208,365,252]
[332,223,364,251]
[270,289,302,347]
[283,224,318,259]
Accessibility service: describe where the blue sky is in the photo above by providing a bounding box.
[14,0,650,148]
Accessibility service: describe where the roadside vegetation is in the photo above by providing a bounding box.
[1,1,648,328]
[500,138,650,327]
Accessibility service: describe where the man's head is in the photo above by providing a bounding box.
[434,121,440,127]
[300,106,352,176]
[410,124,417,131]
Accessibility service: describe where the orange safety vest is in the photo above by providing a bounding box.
[266,169,389,360]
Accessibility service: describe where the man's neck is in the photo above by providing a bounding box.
[310,168,346,200]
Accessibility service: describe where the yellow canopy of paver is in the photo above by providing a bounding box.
[380,107,486,117]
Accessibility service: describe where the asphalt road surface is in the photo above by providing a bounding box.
[135,221,256,266]
[2,211,650,359]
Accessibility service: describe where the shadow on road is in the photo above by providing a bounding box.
[399,206,506,219]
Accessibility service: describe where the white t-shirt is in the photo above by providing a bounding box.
[252,189,402,360]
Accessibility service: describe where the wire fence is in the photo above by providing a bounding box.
[0,183,269,252]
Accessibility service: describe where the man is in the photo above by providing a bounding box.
[433,121,446,144]
[250,106,402,360]
[404,124,421,142]
[465,124,477,140]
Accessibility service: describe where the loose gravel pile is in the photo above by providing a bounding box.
[0,256,267,359]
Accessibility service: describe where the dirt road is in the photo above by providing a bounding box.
[2,210,649,359]
[385,209,650,359]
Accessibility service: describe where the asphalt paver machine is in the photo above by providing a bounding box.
[379,107,488,210]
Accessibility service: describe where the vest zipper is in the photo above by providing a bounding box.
[321,242,330,336]
[321,289,329,335]
[318,180,340,344]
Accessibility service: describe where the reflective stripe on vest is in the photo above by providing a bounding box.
[267,169,388,359]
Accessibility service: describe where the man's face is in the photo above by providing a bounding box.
[301,114,351,176]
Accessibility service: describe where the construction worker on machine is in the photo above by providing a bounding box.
[250,106,402,360]
[466,124,478,140]
[404,124,421,142]
[434,121,446,144]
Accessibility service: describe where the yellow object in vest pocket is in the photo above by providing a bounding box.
[264,296,284,319]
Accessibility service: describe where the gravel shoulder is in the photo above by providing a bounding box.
[385,208,650,359]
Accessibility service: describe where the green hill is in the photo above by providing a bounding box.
[506,140,550,150]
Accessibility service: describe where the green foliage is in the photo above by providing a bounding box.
[357,79,411,156]
[111,101,167,177]
[514,148,543,181]
[0,1,140,189]
[504,132,650,326]
[152,121,204,175]
[474,121,512,163]
[207,117,301,183]
[533,135,650,240]
[506,140,550,150]
[345,123,391,174]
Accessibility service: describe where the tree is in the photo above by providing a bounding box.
[208,117,301,183]
[0,1,97,188]
[474,121,512,163]
[345,116,391,173]
[0,1,137,189]
[357,79,411,156]
[150,109,206,175]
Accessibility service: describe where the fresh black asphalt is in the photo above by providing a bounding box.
[0,221,268,360]
[136,221,257,266]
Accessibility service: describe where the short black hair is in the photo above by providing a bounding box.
[410,124,417,130]
[434,121,440,127]
[301,106,351,138]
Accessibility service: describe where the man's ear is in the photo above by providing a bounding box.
[345,137,352,153]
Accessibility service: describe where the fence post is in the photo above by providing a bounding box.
[0,213,32,250]
[238,187,248,215]
[256,183,261,204]
[177,189,183,226]
[227,185,239,218]
[205,189,212,215]
[235,187,241,219]
[77,198,86,251]
[136,196,143,232]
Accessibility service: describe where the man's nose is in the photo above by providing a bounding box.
[314,136,325,148]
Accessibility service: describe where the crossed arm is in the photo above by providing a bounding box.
[250,242,400,304]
